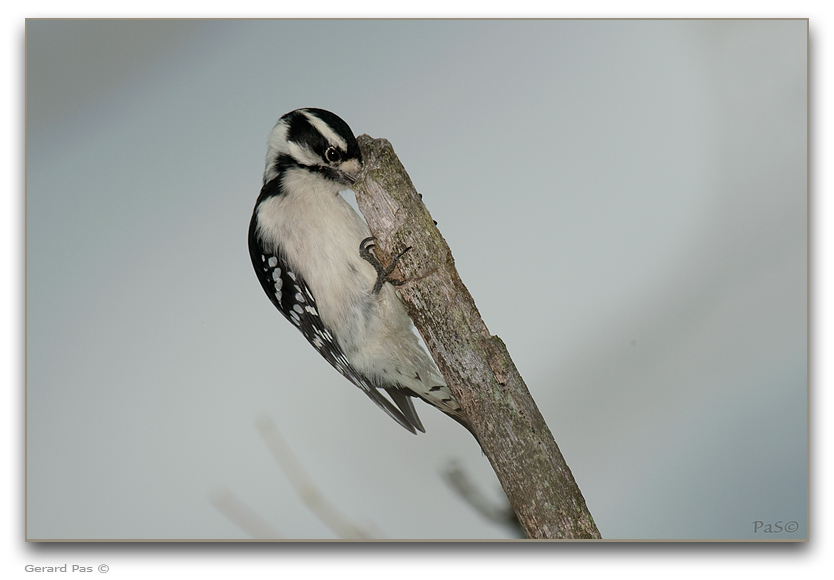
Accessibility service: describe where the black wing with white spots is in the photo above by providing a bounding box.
[247,213,424,433]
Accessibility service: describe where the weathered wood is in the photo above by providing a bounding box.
[352,134,601,540]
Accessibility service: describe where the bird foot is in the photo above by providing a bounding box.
[360,236,412,294]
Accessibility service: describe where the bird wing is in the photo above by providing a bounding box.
[248,215,425,433]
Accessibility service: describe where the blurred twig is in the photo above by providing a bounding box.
[256,415,378,539]
[210,489,283,539]
[442,461,526,538]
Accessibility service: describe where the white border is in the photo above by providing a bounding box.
[6,2,830,578]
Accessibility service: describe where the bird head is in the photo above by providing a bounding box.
[264,108,362,187]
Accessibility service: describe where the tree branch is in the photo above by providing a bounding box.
[353,134,601,540]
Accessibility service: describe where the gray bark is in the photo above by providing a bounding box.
[352,134,601,540]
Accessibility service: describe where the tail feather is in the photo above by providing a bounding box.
[385,388,426,433]
[360,385,420,434]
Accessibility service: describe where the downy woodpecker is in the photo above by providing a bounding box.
[248,108,462,433]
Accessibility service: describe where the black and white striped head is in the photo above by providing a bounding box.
[264,108,362,187]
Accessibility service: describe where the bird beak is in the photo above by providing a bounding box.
[339,158,362,184]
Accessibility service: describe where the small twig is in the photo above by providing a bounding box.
[210,489,283,539]
[442,461,526,538]
[256,415,379,539]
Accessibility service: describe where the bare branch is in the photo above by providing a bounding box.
[353,135,601,539]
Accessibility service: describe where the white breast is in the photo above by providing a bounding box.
[255,168,379,345]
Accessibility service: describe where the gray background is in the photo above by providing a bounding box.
[26,19,807,540]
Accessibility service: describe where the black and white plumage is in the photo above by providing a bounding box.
[248,108,462,433]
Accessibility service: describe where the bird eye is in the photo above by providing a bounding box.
[325,147,342,163]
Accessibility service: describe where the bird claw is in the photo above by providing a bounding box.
[360,236,412,294]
